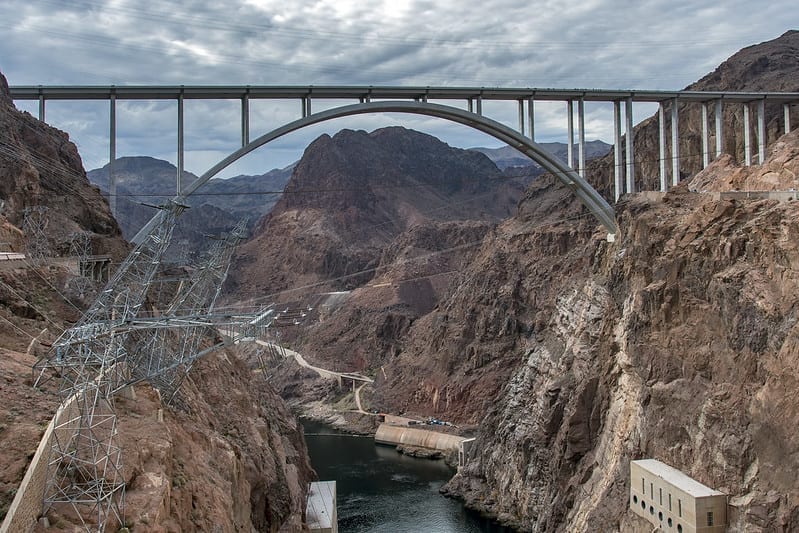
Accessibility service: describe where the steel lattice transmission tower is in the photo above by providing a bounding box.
[35,201,186,532]
[124,219,249,403]
[67,231,95,298]
[23,205,51,265]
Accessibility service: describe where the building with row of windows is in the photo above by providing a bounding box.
[630,459,727,532]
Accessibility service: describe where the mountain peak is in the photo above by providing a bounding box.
[689,30,799,92]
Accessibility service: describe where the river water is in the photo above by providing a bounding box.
[302,420,511,533]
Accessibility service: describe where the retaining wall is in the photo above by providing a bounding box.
[374,423,466,452]
[1,392,80,533]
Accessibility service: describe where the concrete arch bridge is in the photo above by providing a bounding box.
[10,85,799,237]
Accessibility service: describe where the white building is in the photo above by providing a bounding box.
[630,459,727,532]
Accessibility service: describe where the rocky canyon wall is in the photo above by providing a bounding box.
[443,132,799,532]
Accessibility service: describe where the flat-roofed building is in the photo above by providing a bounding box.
[630,459,726,532]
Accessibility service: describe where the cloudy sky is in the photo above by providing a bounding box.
[0,0,796,178]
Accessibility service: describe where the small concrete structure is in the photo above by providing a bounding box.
[630,459,727,532]
[709,190,798,202]
[374,423,466,453]
[306,481,337,533]
[458,437,476,470]
[80,255,112,283]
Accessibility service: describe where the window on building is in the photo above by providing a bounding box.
[677,525,683,533]
[707,511,714,526]
[669,494,672,511]
[659,488,662,505]
[642,477,645,493]
[678,499,682,517]
[668,518,673,527]
[633,495,638,504]
[650,482,654,498]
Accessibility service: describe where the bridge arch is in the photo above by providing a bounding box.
[133,100,616,243]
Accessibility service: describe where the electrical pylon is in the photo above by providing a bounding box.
[124,219,249,402]
[23,205,51,265]
[68,232,94,298]
[36,201,186,532]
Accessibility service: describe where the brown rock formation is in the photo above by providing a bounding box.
[442,134,799,530]
[228,126,522,300]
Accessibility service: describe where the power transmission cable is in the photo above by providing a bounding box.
[22,259,84,313]
[0,279,65,332]
[19,0,749,52]
[0,311,37,340]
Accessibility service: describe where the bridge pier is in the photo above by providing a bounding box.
[785,103,792,134]
[613,100,623,201]
[658,103,667,192]
[715,99,724,157]
[178,91,184,194]
[743,103,752,166]
[241,91,250,146]
[567,100,574,168]
[109,93,117,217]
[527,97,535,141]
[701,102,710,169]
[671,98,680,185]
[625,97,635,193]
[577,97,585,178]
[757,99,766,164]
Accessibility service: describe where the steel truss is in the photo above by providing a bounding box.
[124,219,249,402]
[68,232,95,298]
[23,205,51,265]
[35,201,185,532]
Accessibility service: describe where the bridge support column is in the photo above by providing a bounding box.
[613,100,623,201]
[577,97,585,178]
[785,103,792,134]
[241,93,250,147]
[527,97,535,142]
[671,98,680,186]
[517,99,525,136]
[177,92,184,195]
[567,100,574,168]
[38,95,45,121]
[109,94,117,217]
[625,97,635,193]
[475,96,482,115]
[701,102,710,169]
[715,99,724,157]
[757,99,766,164]
[743,103,752,166]
[658,102,667,192]
[301,97,312,118]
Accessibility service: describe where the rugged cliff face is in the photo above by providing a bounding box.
[228,126,522,299]
[0,70,314,531]
[441,132,799,531]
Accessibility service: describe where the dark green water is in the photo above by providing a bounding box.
[302,420,511,533]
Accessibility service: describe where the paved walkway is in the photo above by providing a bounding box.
[254,339,373,384]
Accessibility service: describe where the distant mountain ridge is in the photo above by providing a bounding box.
[471,140,611,170]
[87,156,293,256]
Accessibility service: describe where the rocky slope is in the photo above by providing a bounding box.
[0,70,314,531]
[228,126,523,300]
[440,132,799,531]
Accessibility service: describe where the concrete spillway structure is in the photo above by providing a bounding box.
[374,423,467,453]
